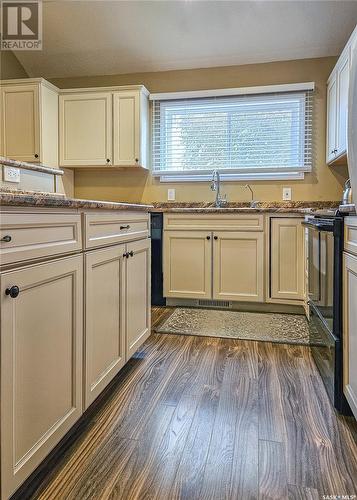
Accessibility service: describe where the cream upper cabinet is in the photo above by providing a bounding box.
[84,245,126,409]
[0,255,83,499]
[0,79,59,166]
[326,73,338,164]
[336,52,349,157]
[213,231,264,302]
[126,238,151,357]
[59,92,112,166]
[164,230,212,299]
[113,90,149,168]
[59,86,149,168]
[326,26,357,165]
[270,217,304,301]
[343,252,357,420]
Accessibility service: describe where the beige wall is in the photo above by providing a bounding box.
[0,51,28,79]
[55,57,347,203]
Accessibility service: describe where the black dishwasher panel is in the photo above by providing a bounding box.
[151,213,166,306]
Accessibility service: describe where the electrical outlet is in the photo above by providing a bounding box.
[168,188,176,201]
[283,187,292,201]
[3,166,20,183]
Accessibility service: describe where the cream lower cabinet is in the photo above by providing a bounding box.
[163,231,212,299]
[0,255,83,499]
[270,217,304,301]
[213,231,264,302]
[84,238,151,407]
[163,229,264,302]
[84,245,126,408]
[125,238,151,357]
[343,252,357,420]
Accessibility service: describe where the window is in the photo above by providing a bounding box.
[151,84,314,181]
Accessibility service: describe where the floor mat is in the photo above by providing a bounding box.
[154,307,324,346]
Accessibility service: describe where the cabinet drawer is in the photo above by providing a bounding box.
[344,217,357,256]
[84,211,149,249]
[164,213,264,231]
[0,212,82,266]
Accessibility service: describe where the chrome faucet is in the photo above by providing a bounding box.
[211,170,227,207]
[245,184,257,208]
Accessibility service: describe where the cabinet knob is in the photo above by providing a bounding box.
[129,250,134,257]
[5,285,20,298]
[123,252,129,258]
[106,159,111,163]
[34,153,39,159]
[214,236,218,240]
[120,225,130,230]
[1,235,11,243]
[206,236,211,240]
[135,158,139,163]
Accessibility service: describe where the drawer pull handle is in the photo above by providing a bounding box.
[5,286,20,298]
[1,235,12,243]
[120,225,130,230]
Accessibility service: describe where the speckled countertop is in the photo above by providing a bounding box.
[0,189,152,212]
[0,191,340,213]
[0,156,64,176]
[151,201,340,214]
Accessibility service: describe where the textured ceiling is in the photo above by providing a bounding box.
[14,0,357,79]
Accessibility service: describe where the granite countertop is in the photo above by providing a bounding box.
[150,201,340,214]
[0,189,153,212]
[0,156,64,176]
[0,192,340,213]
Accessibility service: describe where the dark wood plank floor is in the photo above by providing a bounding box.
[31,308,357,500]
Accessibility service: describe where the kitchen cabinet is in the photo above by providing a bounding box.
[163,230,212,299]
[113,91,149,167]
[343,251,357,420]
[59,92,112,167]
[0,79,59,166]
[84,245,126,408]
[0,206,151,498]
[326,73,338,164]
[0,255,83,499]
[213,231,264,302]
[125,238,151,357]
[270,218,304,301]
[326,26,357,165]
[59,86,149,168]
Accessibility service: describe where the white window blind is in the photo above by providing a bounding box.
[152,88,313,180]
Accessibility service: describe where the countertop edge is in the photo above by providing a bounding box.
[0,157,64,176]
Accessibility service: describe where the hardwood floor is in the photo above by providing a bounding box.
[29,308,357,500]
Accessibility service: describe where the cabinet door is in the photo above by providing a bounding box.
[113,91,140,166]
[163,231,212,299]
[326,74,337,163]
[0,256,83,499]
[270,218,304,301]
[343,252,357,420]
[85,245,126,408]
[59,92,112,166]
[126,239,151,358]
[213,231,264,302]
[1,84,40,162]
[336,53,349,157]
